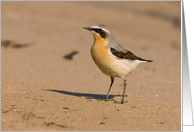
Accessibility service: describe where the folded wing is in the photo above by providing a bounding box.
[110,48,153,62]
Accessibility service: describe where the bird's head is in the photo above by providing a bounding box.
[83,24,114,41]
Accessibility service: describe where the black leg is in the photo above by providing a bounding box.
[121,79,127,104]
[106,77,114,99]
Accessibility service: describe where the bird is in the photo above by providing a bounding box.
[83,24,153,104]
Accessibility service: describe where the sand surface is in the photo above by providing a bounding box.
[1,1,181,131]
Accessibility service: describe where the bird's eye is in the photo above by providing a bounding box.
[91,28,108,39]
[96,29,102,33]
[91,28,103,34]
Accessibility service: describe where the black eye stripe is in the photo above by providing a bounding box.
[91,28,102,33]
[91,28,108,39]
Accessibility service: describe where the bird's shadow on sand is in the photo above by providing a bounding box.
[45,89,120,100]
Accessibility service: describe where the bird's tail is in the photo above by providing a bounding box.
[139,58,153,62]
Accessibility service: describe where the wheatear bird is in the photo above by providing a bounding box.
[83,24,153,104]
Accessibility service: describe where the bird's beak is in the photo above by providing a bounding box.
[82,27,92,31]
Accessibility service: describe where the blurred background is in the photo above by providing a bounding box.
[1,1,181,131]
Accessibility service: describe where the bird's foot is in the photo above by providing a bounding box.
[121,100,128,104]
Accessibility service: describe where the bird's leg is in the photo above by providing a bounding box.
[106,77,114,100]
[121,79,127,104]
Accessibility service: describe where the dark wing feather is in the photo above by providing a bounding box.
[110,48,153,62]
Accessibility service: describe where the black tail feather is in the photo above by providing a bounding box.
[139,58,153,62]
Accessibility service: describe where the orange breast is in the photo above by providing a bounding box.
[91,38,110,65]
[90,37,119,77]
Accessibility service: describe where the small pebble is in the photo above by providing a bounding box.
[62,107,69,109]
[100,122,105,124]
[3,110,9,113]
[159,121,165,124]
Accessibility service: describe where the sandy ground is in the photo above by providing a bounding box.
[1,1,181,131]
